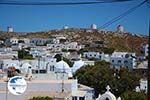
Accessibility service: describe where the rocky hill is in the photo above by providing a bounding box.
[0,28,148,54]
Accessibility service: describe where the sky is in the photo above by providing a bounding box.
[0,0,149,35]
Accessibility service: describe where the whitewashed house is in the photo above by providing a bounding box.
[0,40,4,44]
[29,46,49,58]
[142,44,149,57]
[47,42,83,52]
[83,52,104,60]
[47,43,63,52]
[110,52,136,70]
[19,38,30,44]
[5,38,19,45]
[139,79,147,93]
[30,38,51,46]
[5,38,31,46]
[65,42,82,50]
[0,47,12,52]
[0,48,18,59]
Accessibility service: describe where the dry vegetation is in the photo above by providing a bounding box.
[0,29,148,54]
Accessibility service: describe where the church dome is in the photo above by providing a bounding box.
[54,60,70,71]
[72,60,84,73]
[54,60,72,78]
[20,63,32,73]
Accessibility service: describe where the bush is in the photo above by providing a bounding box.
[29,96,53,100]
[121,91,147,100]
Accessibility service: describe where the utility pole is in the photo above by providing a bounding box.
[38,55,40,74]
[6,69,8,100]
[62,61,64,93]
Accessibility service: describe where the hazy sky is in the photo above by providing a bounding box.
[0,0,149,34]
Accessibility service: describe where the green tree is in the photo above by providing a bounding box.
[121,91,147,100]
[18,49,33,60]
[102,47,115,54]
[54,54,62,62]
[61,49,68,52]
[74,61,141,97]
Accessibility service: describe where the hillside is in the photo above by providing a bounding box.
[0,29,148,54]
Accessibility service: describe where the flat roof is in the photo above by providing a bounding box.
[72,90,86,97]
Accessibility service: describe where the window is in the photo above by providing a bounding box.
[125,54,129,58]
[118,60,121,63]
[39,69,47,73]
[112,60,114,63]
[79,97,85,100]
[50,66,54,71]
[72,96,77,100]
[124,60,128,63]
[99,56,101,59]
[106,97,109,100]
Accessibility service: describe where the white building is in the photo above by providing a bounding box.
[84,61,95,66]
[52,34,67,41]
[65,42,82,50]
[7,26,13,32]
[29,46,49,58]
[0,47,12,52]
[0,48,18,59]
[63,26,69,29]
[83,52,104,60]
[117,25,124,33]
[54,60,72,78]
[0,60,20,69]
[0,40,4,44]
[110,52,136,70]
[139,79,147,92]
[142,44,149,57]
[136,79,147,93]
[5,38,31,46]
[47,43,63,52]
[91,24,97,30]
[5,38,19,45]
[19,38,30,44]
[47,42,83,52]
[72,60,85,73]
[30,38,51,46]
[11,44,22,51]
